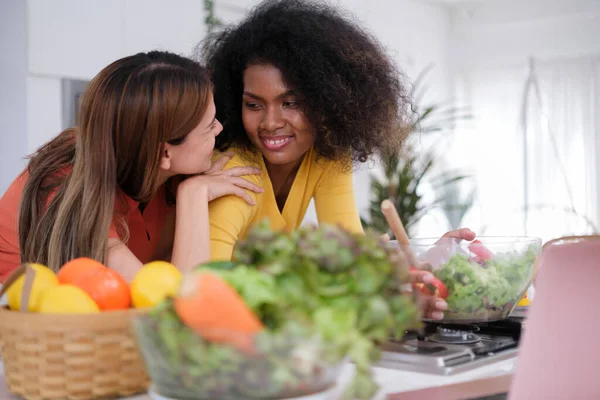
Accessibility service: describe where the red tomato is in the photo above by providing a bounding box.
[428,278,449,299]
[409,267,449,299]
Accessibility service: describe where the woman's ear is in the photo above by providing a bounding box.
[160,144,172,171]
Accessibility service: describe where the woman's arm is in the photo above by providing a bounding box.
[105,239,144,282]
[208,193,256,261]
[314,163,364,233]
[207,153,262,261]
[106,155,262,279]
[104,188,209,281]
[170,182,211,270]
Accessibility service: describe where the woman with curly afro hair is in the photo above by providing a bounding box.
[199,0,476,272]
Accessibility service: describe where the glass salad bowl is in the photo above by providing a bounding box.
[389,236,542,324]
[132,304,347,400]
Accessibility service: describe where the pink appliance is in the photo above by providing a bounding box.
[508,236,600,400]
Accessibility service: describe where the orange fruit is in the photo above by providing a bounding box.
[70,266,131,311]
[57,257,105,285]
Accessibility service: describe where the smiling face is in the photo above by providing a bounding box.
[242,64,315,168]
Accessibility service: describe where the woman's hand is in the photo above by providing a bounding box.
[410,269,448,320]
[170,153,263,272]
[437,227,477,243]
[179,152,263,205]
[415,227,477,319]
[388,227,476,320]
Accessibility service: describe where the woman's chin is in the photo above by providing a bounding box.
[200,160,213,173]
[261,151,301,167]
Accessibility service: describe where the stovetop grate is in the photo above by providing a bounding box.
[377,318,522,375]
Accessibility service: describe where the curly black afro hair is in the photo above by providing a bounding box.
[199,0,412,168]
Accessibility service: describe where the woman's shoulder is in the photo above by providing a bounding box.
[305,148,351,175]
[214,148,261,168]
[211,149,265,186]
[0,170,29,209]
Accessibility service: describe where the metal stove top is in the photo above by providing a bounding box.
[377,318,523,375]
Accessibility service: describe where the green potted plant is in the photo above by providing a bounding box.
[361,64,474,237]
[204,0,223,34]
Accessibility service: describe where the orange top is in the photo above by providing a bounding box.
[0,171,172,283]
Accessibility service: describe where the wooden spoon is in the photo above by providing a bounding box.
[380,199,418,267]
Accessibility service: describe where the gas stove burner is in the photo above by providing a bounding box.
[379,319,522,375]
[428,325,481,344]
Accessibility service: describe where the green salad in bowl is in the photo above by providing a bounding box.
[134,301,346,400]
[391,237,541,323]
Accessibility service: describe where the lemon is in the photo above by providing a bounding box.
[518,297,531,307]
[131,261,182,308]
[38,285,100,314]
[6,263,59,312]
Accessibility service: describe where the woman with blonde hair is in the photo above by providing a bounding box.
[0,50,261,282]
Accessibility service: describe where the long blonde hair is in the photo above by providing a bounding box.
[19,51,213,271]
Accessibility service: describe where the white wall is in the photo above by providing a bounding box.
[0,1,28,193]
[26,77,62,155]
[451,0,600,71]
[448,0,600,233]
[24,0,208,169]
[27,0,207,80]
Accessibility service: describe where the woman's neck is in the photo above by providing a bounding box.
[265,157,303,212]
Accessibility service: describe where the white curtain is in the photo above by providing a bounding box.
[455,56,600,242]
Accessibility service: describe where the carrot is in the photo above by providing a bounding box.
[173,271,264,353]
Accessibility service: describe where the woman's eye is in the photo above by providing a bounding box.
[283,101,298,109]
[244,102,261,110]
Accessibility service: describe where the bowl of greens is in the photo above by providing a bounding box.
[390,236,541,323]
[133,301,346,400]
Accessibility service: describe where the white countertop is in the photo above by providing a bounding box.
[1,357,516,400]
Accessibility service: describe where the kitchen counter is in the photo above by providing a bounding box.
[0,289,514,399]
[1,358,515,400]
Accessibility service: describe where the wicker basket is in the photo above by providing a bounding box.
[0,265,150,400]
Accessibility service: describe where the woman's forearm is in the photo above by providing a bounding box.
[171,184,211,272]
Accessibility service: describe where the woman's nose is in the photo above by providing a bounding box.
[214,119,224,136]
[260,107,285,132]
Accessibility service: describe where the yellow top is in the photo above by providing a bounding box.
[209,147,363,260]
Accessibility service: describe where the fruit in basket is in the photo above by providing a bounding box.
[37,284,100,314]
[57,257,105,284]
[6,263,59,312]
[173,271,264,352]
[131,261,182,308]
[69,264,131,310]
